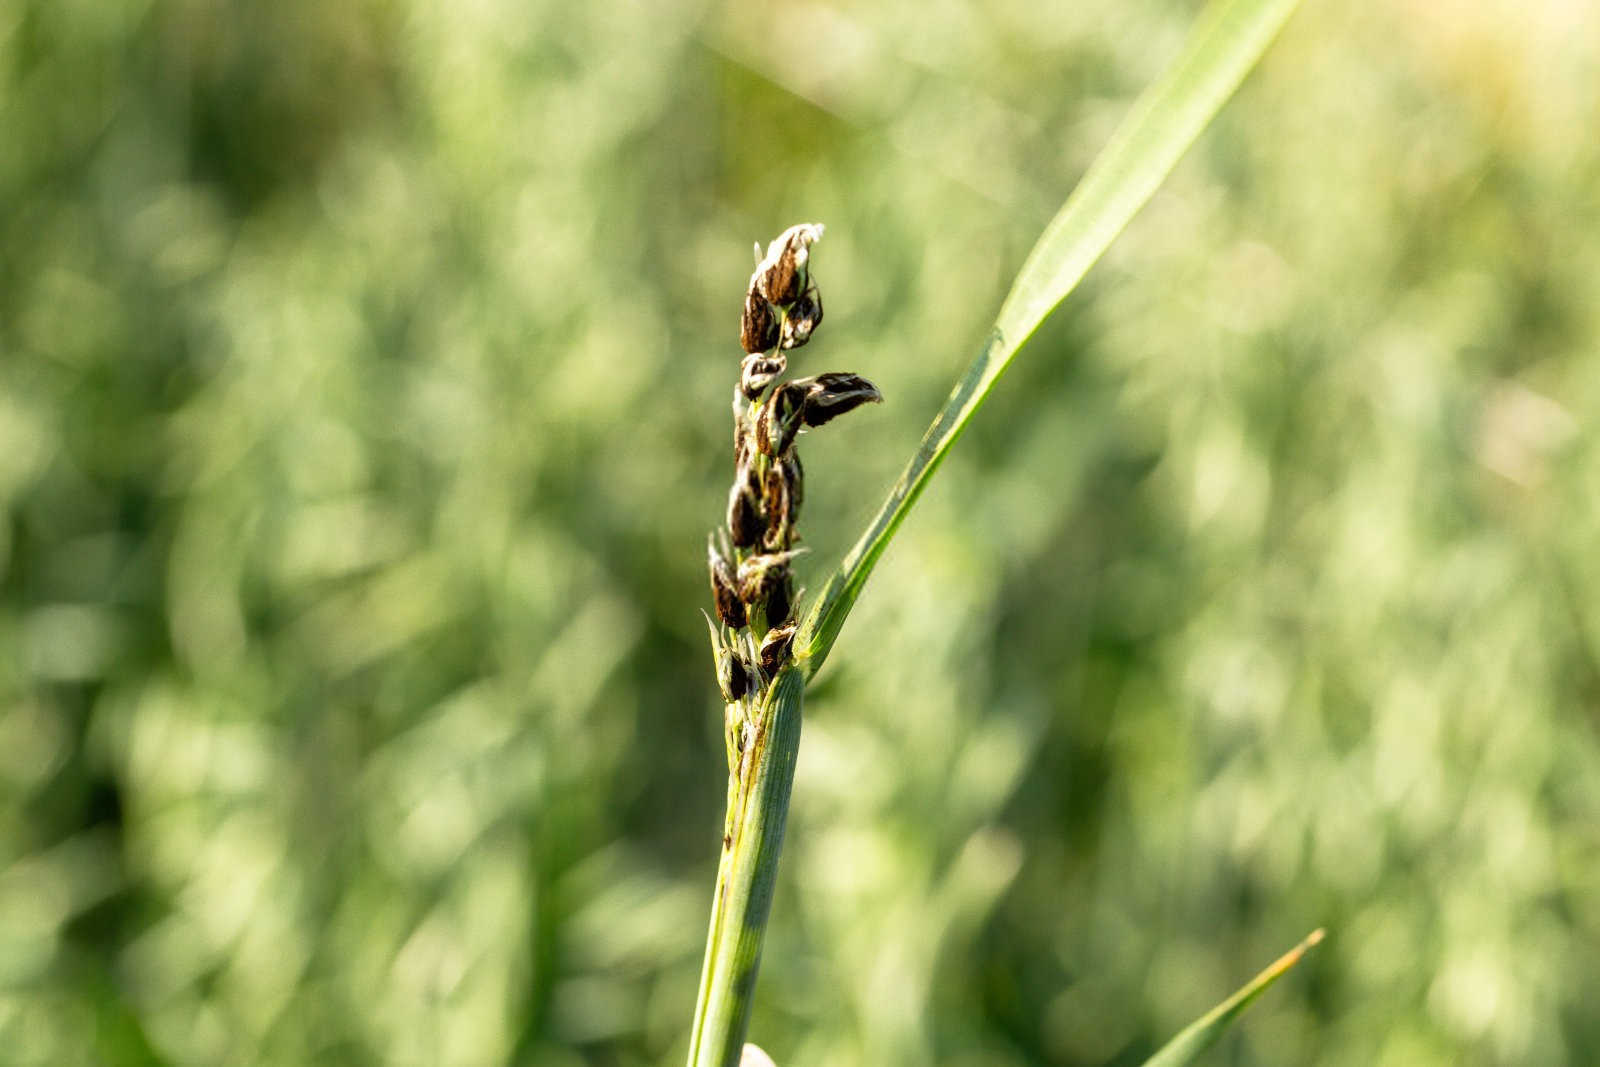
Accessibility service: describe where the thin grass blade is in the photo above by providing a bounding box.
[1140,929,1325,1067]
[794,0,1301,675]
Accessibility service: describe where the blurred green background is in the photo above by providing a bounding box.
[4,0,1600,1064]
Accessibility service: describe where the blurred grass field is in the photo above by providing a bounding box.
[4,1,1600,1064]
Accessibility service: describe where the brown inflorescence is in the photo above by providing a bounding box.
[707,223,882,740]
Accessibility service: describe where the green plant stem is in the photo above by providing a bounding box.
[687,667,805,1067]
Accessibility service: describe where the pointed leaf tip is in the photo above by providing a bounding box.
[1138,928,1324,1067]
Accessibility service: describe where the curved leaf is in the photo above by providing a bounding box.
[795,0,1302,675]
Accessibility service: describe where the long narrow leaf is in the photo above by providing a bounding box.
[1140,929,1325,1067]
[794,0,1301,674]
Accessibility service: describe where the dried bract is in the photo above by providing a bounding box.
[733,395,753,470]
[765,572,795,627]
[719,646,754,702]
[756,381,807,457]
[754,223,824,306]
[783,452,803,523]
[704,611,753,703]
[740,287,779,353]
[708,538,746,629]
[726,462,764,549]
[737,548,804,605]
[761,454,802,551]
[798,372,882,427]
[740,353,786,400]
[780,284,823,350]
[759,622,797,677]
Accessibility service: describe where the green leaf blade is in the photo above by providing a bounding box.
[994,0,1302,351]
[1140,929,1325,1067]
[795,0,1302,675]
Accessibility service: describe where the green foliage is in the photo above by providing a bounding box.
[3,1,1600,1066]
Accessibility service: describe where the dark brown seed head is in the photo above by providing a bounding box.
[759,621,797,677]
[754,223,823,307]
[740,353,787,401]
[740,287,779,353]
[708,538,746,629]
[780,284,823,350]
[797,372,882,427]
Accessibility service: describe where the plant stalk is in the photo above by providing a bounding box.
[688,1,1302,1058]
[687,666,805,1067]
